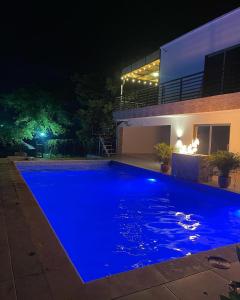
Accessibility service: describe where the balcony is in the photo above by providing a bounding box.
[114,70,240,111]
[114,85,159,110]
[159,72,203,104]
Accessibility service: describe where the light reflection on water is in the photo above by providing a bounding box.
[116,182,240,269]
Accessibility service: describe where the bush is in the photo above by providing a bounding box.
[46,139,85,157]
[208,151,240,177]
[154,143,173,164]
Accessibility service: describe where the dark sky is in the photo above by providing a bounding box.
[0,1,239,90]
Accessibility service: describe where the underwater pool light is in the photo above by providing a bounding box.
[147,178,157,183]
[234,209,240,217]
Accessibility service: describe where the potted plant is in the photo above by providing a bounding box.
[208,151,240,188]
[154,143,173,173]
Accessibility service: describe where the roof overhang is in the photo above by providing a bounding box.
[121,50,160,84]
[121,59,160,84]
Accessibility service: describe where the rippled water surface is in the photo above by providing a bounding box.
[17,161,240,282]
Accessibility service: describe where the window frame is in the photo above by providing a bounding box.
[194,124,230,154]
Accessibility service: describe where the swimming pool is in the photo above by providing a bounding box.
[17,160,240,282]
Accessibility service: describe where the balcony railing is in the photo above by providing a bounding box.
[114,86,159,110]
[114,70,240,111]
[159,72,204,104]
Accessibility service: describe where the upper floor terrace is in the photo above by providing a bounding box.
[114,8,240,114]
[115,43,240,112]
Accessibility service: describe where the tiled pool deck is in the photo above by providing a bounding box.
[1,157,240,299]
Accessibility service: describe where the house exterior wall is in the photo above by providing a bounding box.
[121,126,170,154]
[118,109,240,154]
[159,8,240,84]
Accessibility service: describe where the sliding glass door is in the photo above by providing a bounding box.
[195,125,230,154]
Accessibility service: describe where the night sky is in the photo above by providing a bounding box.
[0,1,239,91]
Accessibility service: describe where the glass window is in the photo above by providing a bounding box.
[197,126,210,154]
[211,126,230,153]
[196,125,230,154]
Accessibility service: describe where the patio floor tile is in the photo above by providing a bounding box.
[213,261,240,281]
[109,265,167,298]
[84,279,112,300]
[167,270,229,300]
[0,280,16,300]
[116,285,177,300]
[15,273,52,300]
[45,265,84,300]
[7,226,43,278]
[196,244,240,265]
[0,246,13,283]
[0,214,8,247]
[155,254,210,282]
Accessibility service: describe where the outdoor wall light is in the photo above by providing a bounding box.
[176,137,183,148]
[176,128,183,138]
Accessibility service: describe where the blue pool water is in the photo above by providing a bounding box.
[17,161,240,282]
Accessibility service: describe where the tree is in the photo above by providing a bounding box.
[71,74,119,152]
[0,88,69,146]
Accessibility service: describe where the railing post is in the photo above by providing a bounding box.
[161,85,165,103]
[179,78,183,101]
[98,137,101,156]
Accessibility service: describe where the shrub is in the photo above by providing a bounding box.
[208,151,240,177]
[154,143,173,164]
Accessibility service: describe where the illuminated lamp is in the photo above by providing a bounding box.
[151,71,159,77]
[176,128,183,138]
[176,137,183,148]
[39,132,46,137]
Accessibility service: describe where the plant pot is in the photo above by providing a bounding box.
[161,163,169,173]
[218,175,231,188]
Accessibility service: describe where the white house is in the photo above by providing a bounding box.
[113,8,240,156]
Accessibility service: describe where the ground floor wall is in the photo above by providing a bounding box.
[117,109,240,154]
[120,125,170,154]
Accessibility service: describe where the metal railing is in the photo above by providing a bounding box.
[114,72,204,111]
[159,72,204,104]
[114,70,240,111]
[114,86,159,110]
